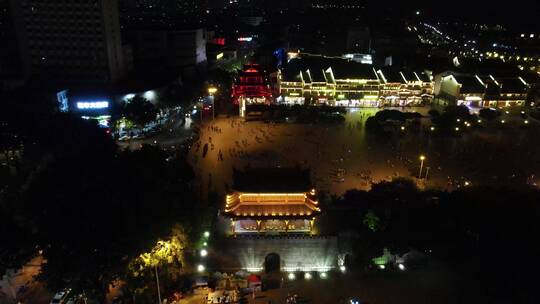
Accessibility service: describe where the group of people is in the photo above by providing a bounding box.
[285,293,299,304]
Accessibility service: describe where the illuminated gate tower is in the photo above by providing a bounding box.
[224,168,321,235]
[232,64,273,117]
[222,168,339,273]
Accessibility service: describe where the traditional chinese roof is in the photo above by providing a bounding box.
[455,75,486,94]
[498,77,529,94]
[377,68,406,84]
[225,168,320,219]
[232,167,312,193]
[281,55,378,83]
[224,192,321,219]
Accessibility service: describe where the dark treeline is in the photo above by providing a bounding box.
[320,178,540,303]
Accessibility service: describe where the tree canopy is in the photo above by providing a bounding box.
[123,96,158,127]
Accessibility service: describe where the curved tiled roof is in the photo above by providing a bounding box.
[224,192,321,219]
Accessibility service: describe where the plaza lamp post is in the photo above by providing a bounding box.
[155,264,162,304]
[425,166,430,180]
[419,155,426,179]
[208,86,218,120]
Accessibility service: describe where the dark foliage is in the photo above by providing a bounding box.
[123,96,158,127]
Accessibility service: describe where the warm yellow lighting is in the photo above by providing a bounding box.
[208,87,218,95]
[419,155,425,161]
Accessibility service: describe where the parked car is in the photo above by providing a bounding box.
[50,289,71,304]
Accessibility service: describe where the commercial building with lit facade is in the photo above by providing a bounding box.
[434,72,531,107]
[376,68,434,106]
[276,53,434,107]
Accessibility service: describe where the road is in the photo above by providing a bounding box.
[117,112,197,151]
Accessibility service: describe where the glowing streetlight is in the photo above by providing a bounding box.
[204,231,210,238]
[197,264,205,272]
[200,249,208,257]
[398,263,405,271]
[339,265,346,273]
[320,272,328,279]
[287,273,296,280]
[524,120,529,124]
[207,87,217,120]
[379,264,386,270]
[304,272,312,280]
[400,126,405,131]
[208,87,218,95]
[419,155,426,179]
[430,126,435,131]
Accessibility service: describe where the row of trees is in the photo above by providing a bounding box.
[365,106,512,136]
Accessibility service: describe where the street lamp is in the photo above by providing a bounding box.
[208,87,218,120]
[419,155,426,179]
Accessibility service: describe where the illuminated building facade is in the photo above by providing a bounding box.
[221,168,339,273]
[435,72,530,107]
[376,68,434,106]
[232,64,272,117]
[483,77,529,107]
[224,168,320,236]
[276,54,434,107]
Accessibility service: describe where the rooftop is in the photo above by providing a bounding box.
[224,192,321,219]
[281,54,378,82]
[232,167,312,193]
[454,75,486,94]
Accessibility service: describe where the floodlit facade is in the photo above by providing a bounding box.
[223,168,320,236]
[276,54,434,107]
[232,64,272,117]
[376,68,434,106]
[221,168,339,273]
[434,72,529,107]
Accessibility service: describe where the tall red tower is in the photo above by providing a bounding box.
[232,64,272,116]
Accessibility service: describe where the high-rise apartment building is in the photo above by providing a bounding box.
[11,0,125,85]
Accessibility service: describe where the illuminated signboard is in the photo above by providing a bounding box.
[57,90,69,112]
[238,37,253,42]
[77,101,109,109]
